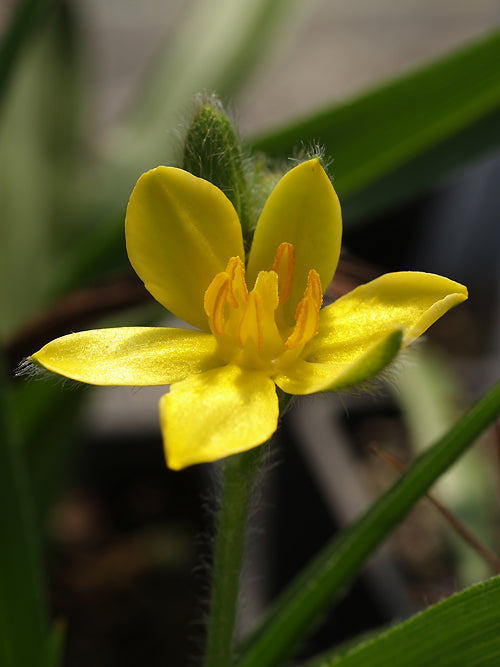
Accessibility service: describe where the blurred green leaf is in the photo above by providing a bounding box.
[106,0,306,174]
[235,379,500,667]
[249,29,500,223]
[12,380,85,525]
[0,3,83,337]
[0,0,59,105]
[40,622,65,667]
[0,357,49,667]
[395,348,495,584]
[303,576,500,667]
[17,0,308,306]
[52,28,500,306]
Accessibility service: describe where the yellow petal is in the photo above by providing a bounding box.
[126,167,245,331]
[275,329,402,394]
[31,327,220,385]
[246,159,342,323]
[160,365,278,469]
[307,271,468,360]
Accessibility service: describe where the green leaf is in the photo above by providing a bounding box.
[0,0,58,105]
[394,348,495,584]
[53,28,500,304]
[106,0,306,174]
[0,356,49,667]
[49,0,308,299]
[249,29,500,223]
[40,622,65,667]
[0,4,83,336]
[235,379,500,667]
[304,576,500,667]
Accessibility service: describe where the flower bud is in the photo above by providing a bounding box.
[183,94,255,240]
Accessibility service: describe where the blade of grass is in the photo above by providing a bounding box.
[341,105,500,223]
[106,0,306,173]
[0,356,49,666]
[249,29,500,223]
[0,3,83,336]
[302,576,500,667]
[235,379,500,667]
[49,29,500,306]
[46,0,307,299]
[0,0,58,105]
[40,623,65,667]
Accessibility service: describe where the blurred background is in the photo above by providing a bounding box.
[1,1,500,665]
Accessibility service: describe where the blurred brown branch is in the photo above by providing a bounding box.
[369,442,500,575]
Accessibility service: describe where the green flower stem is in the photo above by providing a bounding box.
[204,445,265,667]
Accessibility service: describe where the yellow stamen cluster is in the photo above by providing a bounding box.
[204,243,322,371]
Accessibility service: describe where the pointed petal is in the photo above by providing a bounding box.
[160,365,278,469]
[31,327,220,385]
[126,167,245,330]
[275,329,403,395]
[246,159,342,323]
[307,272,468,359]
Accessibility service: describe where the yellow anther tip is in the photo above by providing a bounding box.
[204,272,230,335]
[271,242,295,305]
[307,269,323,308]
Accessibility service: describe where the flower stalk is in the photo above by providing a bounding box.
[204,446,265,667]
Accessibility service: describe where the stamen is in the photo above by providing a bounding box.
[271,242,295,304]
[238,291,264,349]
[226,256,248,308]
[305,269,323,309]
[285,270,323,350]
[204,272,230,335]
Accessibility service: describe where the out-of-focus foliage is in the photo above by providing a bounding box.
[251,29,500,223]
[0,5,82,335]
[0,356,58,667]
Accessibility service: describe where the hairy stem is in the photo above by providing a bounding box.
[204,446,264,667]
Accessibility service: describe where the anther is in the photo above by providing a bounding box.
[204,272,230,335]
[305,269,323,309]
[271,242,295,305]
[227,256,248,308]
[285,270,322,350]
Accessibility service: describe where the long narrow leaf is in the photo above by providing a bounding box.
[0,357,49,666]
[41,623,65,667]
[249,29,500,223]
[53,29,500,304]
[0,4,82,336]
[235,379,500,667]
[0,0,58,105]
[304,576,500,667]
[107,0,305,173]
[48,0,307,298]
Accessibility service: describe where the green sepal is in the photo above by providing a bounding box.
[328,328,403,392]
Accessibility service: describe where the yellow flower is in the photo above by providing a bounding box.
[32,159,467,469]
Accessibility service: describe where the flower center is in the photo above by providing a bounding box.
[204,243,323,371]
